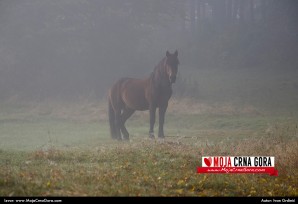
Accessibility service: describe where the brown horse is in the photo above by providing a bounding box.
[108,50,179,140]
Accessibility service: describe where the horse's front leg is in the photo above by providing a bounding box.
[149,105,157,139]
[158,102,168,138]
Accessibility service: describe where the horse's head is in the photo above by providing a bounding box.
[165,50,179,83]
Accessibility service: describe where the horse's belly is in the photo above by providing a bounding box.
[123,94,149,111]
[121,81,149,111]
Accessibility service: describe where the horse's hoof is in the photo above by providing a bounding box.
[157,137,165,143]
[149,132,155,139]
[123,137,130,142]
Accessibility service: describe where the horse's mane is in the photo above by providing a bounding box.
[150,57,167,89]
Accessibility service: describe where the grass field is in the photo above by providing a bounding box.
[0,100,297,197]
[1,67,298,197]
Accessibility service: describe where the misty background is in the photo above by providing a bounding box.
[0,0,297,111]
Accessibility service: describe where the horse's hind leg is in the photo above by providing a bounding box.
[120,108,134,140]
[114,109,122,141]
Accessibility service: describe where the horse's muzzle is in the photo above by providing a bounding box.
[170,75,176,83]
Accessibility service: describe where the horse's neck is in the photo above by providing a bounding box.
[151,58,171,90]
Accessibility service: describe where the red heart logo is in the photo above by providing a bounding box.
[204,157,212,167]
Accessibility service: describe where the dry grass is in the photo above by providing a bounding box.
[1,122,297,196]
[168,98,262,116]
[1,97,265,124]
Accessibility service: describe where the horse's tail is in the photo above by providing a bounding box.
[108,98,116,139]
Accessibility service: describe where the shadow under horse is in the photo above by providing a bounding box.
[108,50,180,140]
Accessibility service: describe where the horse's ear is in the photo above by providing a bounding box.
[174,50,178,57]
[166,51,170,58]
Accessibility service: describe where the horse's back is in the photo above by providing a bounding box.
[109,77,138,98]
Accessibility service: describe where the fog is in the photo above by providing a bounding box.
[0,0,297,106]
[1,1,298,197]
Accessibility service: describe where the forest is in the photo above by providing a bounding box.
[0,0,297,100]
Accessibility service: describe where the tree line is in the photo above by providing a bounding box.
[0,0,297,100]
